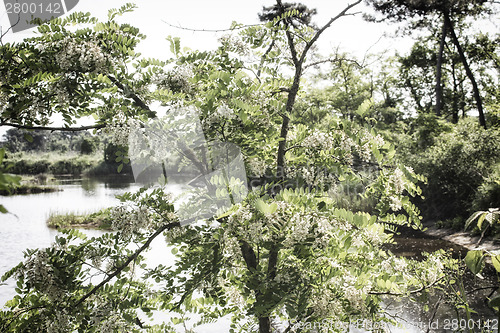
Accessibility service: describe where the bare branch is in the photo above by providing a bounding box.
[257,39,276,78]
[162,20,261,33]
[1,14,21,45]
[300,0,362,64]
[304,56,363,69]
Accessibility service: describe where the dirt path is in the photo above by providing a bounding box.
[423,222,500,253]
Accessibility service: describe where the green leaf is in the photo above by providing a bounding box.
[0,205,7,214]
[489,295,500,308]
[477,214,486,230]
[465,211,484,230]
[117,164,123,173]
[254,199,277,215]
[491,255,500,273]
[24,133,33,143]
[465,250,484,275]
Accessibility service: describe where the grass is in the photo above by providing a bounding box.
[0,174,60,196]
[4,152,102,175]
[46,208,113,230]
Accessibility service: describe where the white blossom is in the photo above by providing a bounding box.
[389,168,406,194]
[248,158,267,177]
[55,37,108,73]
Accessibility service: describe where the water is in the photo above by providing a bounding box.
[0,178,498,332]
[0,176,228,332]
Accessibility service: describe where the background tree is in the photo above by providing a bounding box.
[364,0,495,128]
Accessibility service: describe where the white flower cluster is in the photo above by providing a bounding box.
[22,250,64,301]
[389,196,402,211]
[302,130,335,151]
[204,103,237,129]
[338,132,356,164]
[45,309,71,333]
[218,34,250,56]
[342,274,371,311]
[380,257,408,274]
[389,168,405,194]
[106,112,141,147]
[247,158,267,177]
[95,311,131,333]
[421,252,445,284]
[357,143,372,162]
[153,65,194,93]
[164,225,186,243]
[110,205,150,239]
[387,168,406,211]
[310,288,343,318]
[55,37,108,73]
[283,212,312,247]
[227,204,261,243]
[221,230,242,260]
[301,166,336,188]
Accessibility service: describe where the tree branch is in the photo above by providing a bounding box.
[0,122,106,132]
[73,220,181,309]
[369,276,445,296]
[162,20,262,33]
[106,75,156,119]
[300,0,362,64]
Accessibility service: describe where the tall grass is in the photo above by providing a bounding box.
[46,208,113,229]
[3,152,102,175]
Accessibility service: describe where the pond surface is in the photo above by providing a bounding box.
[0,177,498,332]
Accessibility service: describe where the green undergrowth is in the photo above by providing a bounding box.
[3,152,102,175]
[47,208,113,230]
[0,174,60,196]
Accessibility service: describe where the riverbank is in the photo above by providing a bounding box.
[46,208,113,230]
[423,221,500,253]
[2,152,133,177]
[0,174,60,196]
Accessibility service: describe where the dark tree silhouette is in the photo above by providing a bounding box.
[258,2,318,27]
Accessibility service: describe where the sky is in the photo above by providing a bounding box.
[0,0,417,136]
[1,0,413,59]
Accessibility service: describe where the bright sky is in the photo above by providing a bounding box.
[0,0,414,138]
[0,0,412,59]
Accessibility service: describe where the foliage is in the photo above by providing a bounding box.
[0,148,21,212]
[404,118,500,222]
[463,248,500,315]
[1,128,99,154]
[465,208,500,243]
[0,2,465,332]
[3,152,101,175]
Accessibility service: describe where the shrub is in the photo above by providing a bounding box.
[408,119,500,222]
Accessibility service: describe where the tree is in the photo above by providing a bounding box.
[0,3,457,333]
[364,0,493,128]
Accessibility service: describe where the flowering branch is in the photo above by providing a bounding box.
[106,75,157,119]
[72,220,181,308]
[369,275,445,296]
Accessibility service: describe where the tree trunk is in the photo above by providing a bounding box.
[259,317,271,333]
[451,59,459,123]
[443,12,486,129]
[435,20,447,117]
